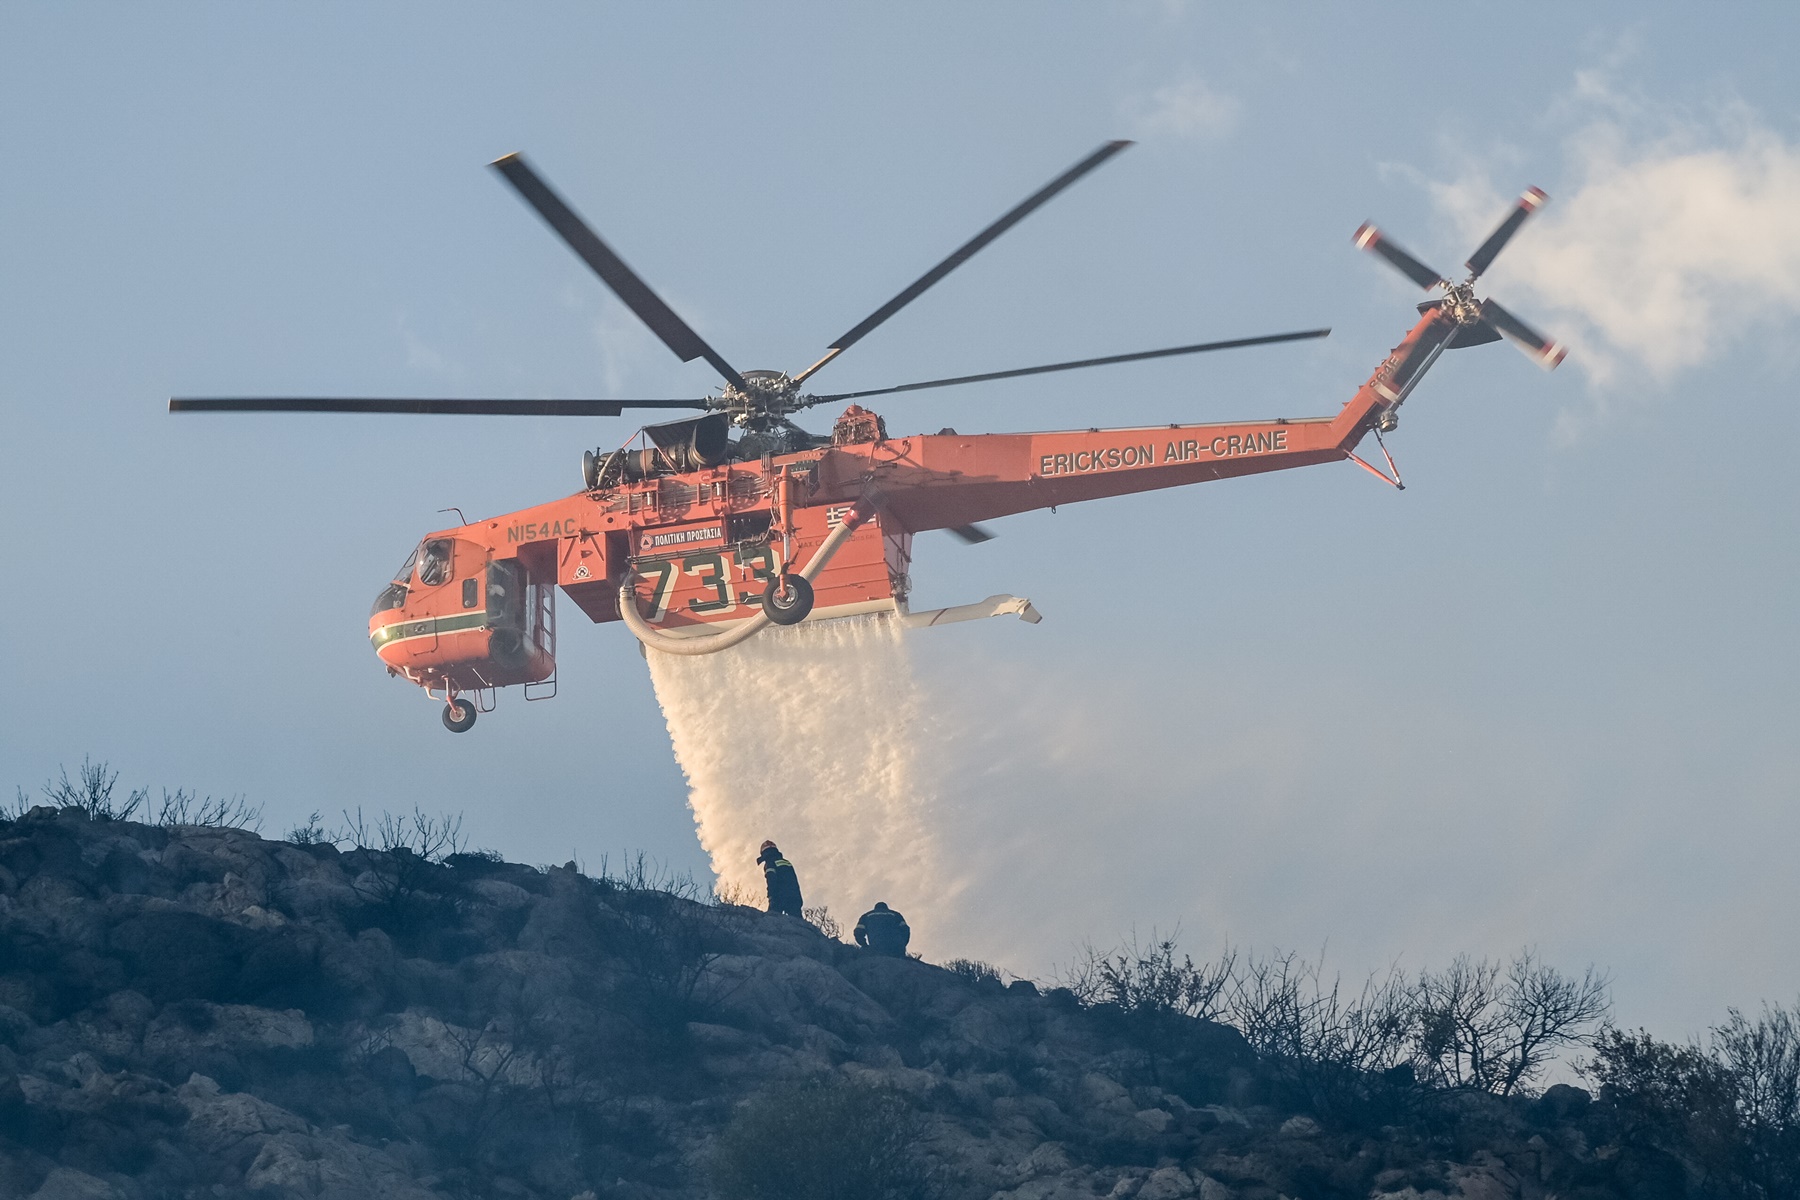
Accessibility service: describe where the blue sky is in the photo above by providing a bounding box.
[2,3,1797,1039]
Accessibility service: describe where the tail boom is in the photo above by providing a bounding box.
[816,308,1451,532]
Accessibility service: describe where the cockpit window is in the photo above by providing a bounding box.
[372,547,419,616]
[418,539,452,587]
[370,583,407,616]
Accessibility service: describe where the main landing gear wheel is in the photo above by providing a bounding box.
[762,574,814,625]
[442,699,477,733]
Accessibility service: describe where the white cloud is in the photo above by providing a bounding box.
[1127,76,1240,142]
[1428,77,1800,399]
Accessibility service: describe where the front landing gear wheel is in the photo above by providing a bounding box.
[762,574,814,625]
[442,699,477,733]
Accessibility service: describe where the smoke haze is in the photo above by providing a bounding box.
[646,607,1800,1038]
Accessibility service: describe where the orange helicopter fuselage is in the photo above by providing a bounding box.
[368,306,1447,700]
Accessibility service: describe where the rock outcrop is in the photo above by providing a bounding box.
[0,808,1677,1198]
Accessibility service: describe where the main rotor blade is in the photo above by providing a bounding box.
[1465,186,1547,280]
[948,523,995,545]
[1353,223,1448,291]
[793,140,1134,385]
[807,328,1329,403]
[1479,300,1567,370]
[169,397,709,415]
[490,153,749,391]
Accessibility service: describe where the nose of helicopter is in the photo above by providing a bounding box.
[371,580,407,619]
[368,540,429,668]
[369,579,420,670]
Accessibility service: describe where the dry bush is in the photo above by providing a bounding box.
[709,1076,939,1200]
[1586,1029,1741,1159]
[1228,952,1413,1070]
[1586,1003,1800,1198]
[1714,1001,1800,1142]
[596,850,705,901]
[1064,930,1611,1109]
[1226,948,1607,1101]
[714,879,753,907]
[338,807,470,938]
[594,854,728,1038]
[946,959,1003,986]
[156,788,262,831]
[1222,950,1418,1116]
[287,811,329,845]
[14,759,259,830]
[1411,950,1610,1096]
[803,906,842,940]
[1063,930,1233,1021]
[41,758,145,821]
[1714,1000,1800,1193]
[340,805,467,861]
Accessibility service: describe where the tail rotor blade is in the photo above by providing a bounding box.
[1480,299,1567,370]
[1465,186,1548,280]
[491,153,748,391]
[1353,223,1448,291]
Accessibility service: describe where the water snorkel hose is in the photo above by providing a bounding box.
[618,501,873,656]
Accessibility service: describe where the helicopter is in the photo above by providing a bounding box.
[172,141,1564,732]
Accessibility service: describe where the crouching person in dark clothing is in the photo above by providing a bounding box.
[757,840,804,917]
[854,902,910,957]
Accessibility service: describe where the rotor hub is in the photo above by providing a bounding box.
[719,370,801,423]
[1442,281,1483,326]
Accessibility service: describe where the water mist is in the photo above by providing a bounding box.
[646,616,958,951]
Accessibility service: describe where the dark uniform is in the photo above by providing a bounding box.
[854,902,911,957]
[757,842,804,917]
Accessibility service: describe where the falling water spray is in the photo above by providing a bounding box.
[646,616,959,948]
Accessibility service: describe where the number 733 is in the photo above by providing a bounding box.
[635,545,778,620]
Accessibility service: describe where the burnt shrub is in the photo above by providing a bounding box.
[1586,1005,1800,1200]
[944,959,1002,987]
[338,809,473,955]
[107,912,256,1003]
[708,1076,940,1200]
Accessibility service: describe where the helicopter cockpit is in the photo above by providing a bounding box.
[370,544,421,616]
[367,535,556,731]
[369,538,462,617]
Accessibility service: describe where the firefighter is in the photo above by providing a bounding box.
[854,902,911,957]
[757,840,804,917]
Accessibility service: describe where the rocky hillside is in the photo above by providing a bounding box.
[0,805,1750,1199]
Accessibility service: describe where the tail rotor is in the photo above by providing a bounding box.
[1355,187,1565,371]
